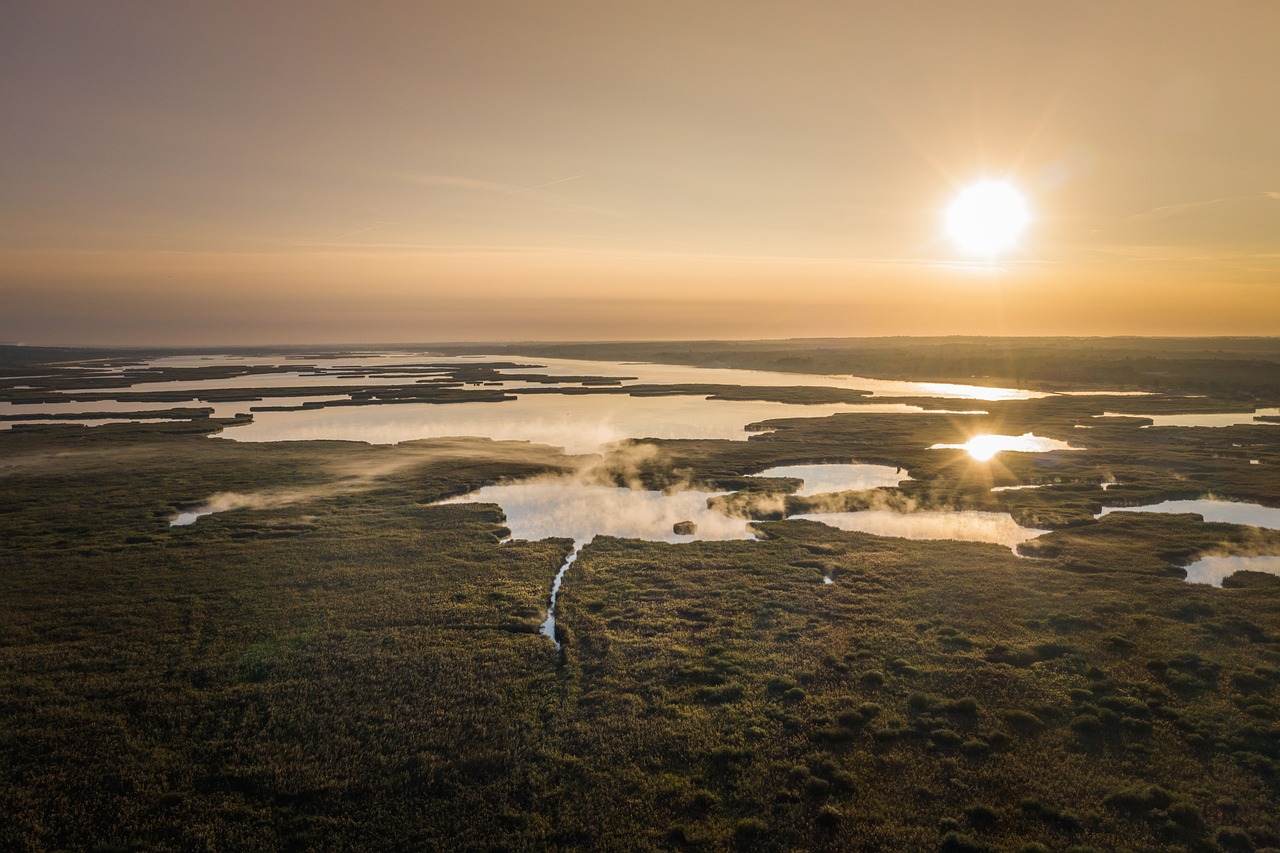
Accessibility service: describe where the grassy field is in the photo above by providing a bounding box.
[2,341,1278,851]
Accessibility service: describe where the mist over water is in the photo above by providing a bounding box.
[442,480,756,543]
[792,510,1048,551]
[750,463,910,495]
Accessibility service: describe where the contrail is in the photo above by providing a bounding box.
[505,174,585,195]
[329,222,398,241]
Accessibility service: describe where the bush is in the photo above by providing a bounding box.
[964,803,998,829]
[1104,784,1174,814]
[1215,826,1255,852]
[930,728,963,748]
[766,676,797,694]
[804,776,831,798]
[733,817,768,845]
[836,710,864,729]
[696,684,745,705]
[1167,801,1205,832]
[940,831,992,853]
[1001,710,1044,734]
[1070,714,1103,736]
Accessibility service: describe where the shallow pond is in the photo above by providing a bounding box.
[1097,499,1280,530]
[1095,408,1280,428]
[170,510,211,526]
[750,463,910,495]
[1181,554,1280,587]
[790,510,1048,551]
[442,480,754,544]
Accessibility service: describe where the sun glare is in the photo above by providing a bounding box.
[930,432,1080,461]
[945,180,1030,256]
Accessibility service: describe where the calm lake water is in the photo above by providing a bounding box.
[750,463,910,495]
[222,395,978,454]
[12,352,1058,449]
[48,353,1046,399]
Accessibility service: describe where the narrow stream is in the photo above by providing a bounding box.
[541,545,580,649]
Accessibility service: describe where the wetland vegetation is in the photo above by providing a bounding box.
[2,338,1279,851]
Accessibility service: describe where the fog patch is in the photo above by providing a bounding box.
[169,486,337,526]
[169,438,576,526]
[440,480,754,544]
[750,463,910,496]
[791,510,1048,551]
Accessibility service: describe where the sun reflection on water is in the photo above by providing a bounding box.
[930,432,1078,461]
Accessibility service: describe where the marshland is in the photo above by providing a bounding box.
[3,337,1279,851]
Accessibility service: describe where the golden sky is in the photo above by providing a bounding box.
[2,1,1278,344]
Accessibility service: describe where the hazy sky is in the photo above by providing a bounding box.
[2,1,1278,344]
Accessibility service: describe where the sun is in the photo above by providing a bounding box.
[945,180,1030,256]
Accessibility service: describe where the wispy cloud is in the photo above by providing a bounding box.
[1129,192,1280,221]
[504,174,584,194]
[327,221,400,241]
[404,174,522,193]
